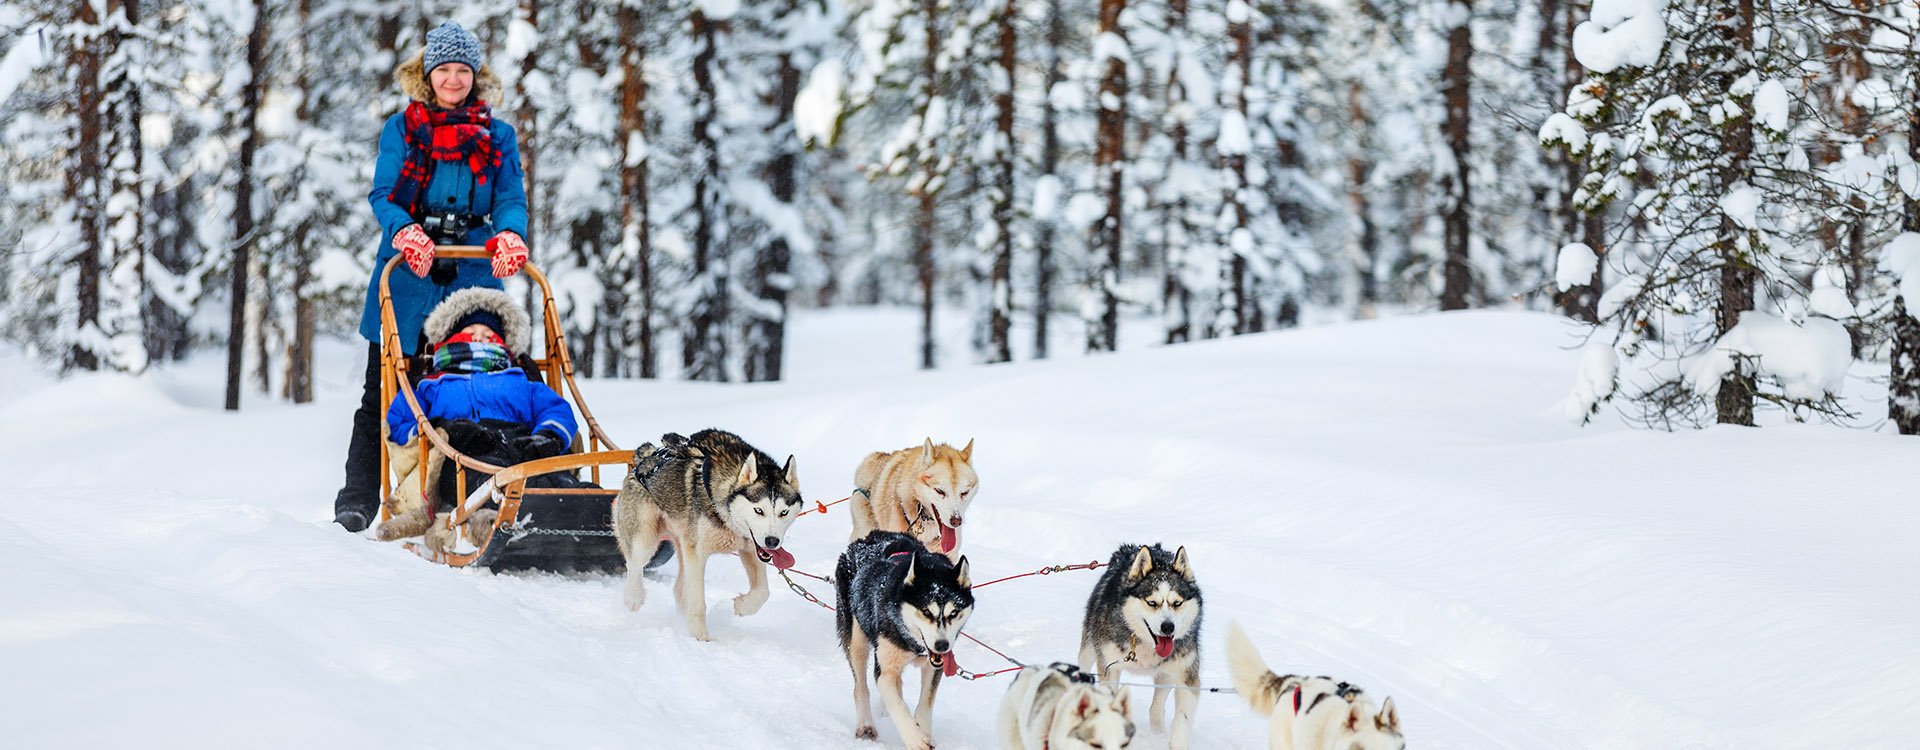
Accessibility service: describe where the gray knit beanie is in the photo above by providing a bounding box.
[423,21,482,75]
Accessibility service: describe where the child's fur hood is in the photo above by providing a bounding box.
[423,287,532,355]
[395,50,504,106]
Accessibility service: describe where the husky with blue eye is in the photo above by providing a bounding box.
[1081,544,1203,750]
[613,429,802,641]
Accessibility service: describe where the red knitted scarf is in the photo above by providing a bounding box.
[389,100,501,216]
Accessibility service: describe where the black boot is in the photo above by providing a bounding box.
[334,343,383,530]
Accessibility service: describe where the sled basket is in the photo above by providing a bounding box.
[375,248,657,574]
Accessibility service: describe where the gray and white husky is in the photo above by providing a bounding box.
[1225,623,1403,750]
[996,662,1134,750]
[613,430,802,641]
[836,530,975,750]
[1081,544,1203,750]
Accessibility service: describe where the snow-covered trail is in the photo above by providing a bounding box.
[2,310,1912,749]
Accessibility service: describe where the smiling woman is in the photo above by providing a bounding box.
[331,20,533,533]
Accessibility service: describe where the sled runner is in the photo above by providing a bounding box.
[376,248,645,573]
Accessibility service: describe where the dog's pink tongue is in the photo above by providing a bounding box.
[1153,635,1176,658]
[939,522,958,553]
[760,546,795,570]
[941,652,959,677]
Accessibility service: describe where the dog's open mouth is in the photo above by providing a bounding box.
[755,545,795,570]
[928,650,959,677]
[1152,635,1176,658]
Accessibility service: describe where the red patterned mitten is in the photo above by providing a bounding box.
[394,224,436,278]
[487,231,528,278]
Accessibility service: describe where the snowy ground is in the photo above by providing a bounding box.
[1,309,1913,749]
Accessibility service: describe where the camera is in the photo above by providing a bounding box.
[419,211,480,244]
[419,211,482,284]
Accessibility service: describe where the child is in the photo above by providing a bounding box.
[377,287,578,546]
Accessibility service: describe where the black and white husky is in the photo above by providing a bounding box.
[613,430,802,641]
[836,530,975,750]
[1080,544,1204,750]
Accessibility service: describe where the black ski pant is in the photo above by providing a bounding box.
[334,343,383,517]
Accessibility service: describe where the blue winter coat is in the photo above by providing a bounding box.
[386,368,577,448]
[360,113,530,354]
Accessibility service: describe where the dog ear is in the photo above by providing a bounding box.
[736,457,758,485]
[1072,690,1096,719]
[903,553,917,586]
[1172,546,1194,580]
[1345,700,1368,733]
[783,454,798,486]
[1376,697,1399,733]
[960,438,974,462]
[919,437,936,466]
[1127,546,1155,580]
[1111,685,1131,714]
[954,555,971,588]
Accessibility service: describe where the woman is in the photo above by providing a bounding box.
[335,21,531,532]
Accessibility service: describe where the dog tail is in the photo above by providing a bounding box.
[1226,622,1291,717]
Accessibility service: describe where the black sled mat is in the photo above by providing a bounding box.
[472,491,673,575]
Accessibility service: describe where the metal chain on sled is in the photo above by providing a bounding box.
[512,526,618,537]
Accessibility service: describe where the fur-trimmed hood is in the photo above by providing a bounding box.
[395,50,504,106]
[423,287,532,355]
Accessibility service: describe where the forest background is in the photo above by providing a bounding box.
[6,0,1920,431]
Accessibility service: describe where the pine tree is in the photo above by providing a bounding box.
[225,0,268,411]
[1086,0,1128,352]
[1438,0,1476,310]
[616,0,658,378]
[1555,0,1844,426]
[685,5,731,381]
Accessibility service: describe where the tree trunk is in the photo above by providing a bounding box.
[986,0,1016,364]
[617,5,655,379]
[1087,0,1126,353]
[1222,5,1252,335]
[915,0,940,370]
[1035,0,1064,359]
[1893,54,1920,434]
[226,0,268,411]
[1713,0,1756,426]
[685,10,729,382]
[1347,81,1379,319]
[1555,0,1600,322]
[746,49,801,382]
[102,0,146,372]
[1438,0,1474,311]
[68,0,103,373]
[1826,14,1872,356]
[1160,0,1191,345]
[282,0,314,403]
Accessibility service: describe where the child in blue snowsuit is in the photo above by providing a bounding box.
[376,287,578,543]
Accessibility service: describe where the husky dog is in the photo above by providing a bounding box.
[613,430,802,641]
[1225,624,1403,750]
[836,530,975,750]
[851,438,978,560]
[996,662,1134,750]
[1080,544,1203,750]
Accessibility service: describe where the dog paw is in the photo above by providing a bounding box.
[854,726,877,741]
[732,591,767,616]
[1151,716,1167,733]
[907,736,935,750]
